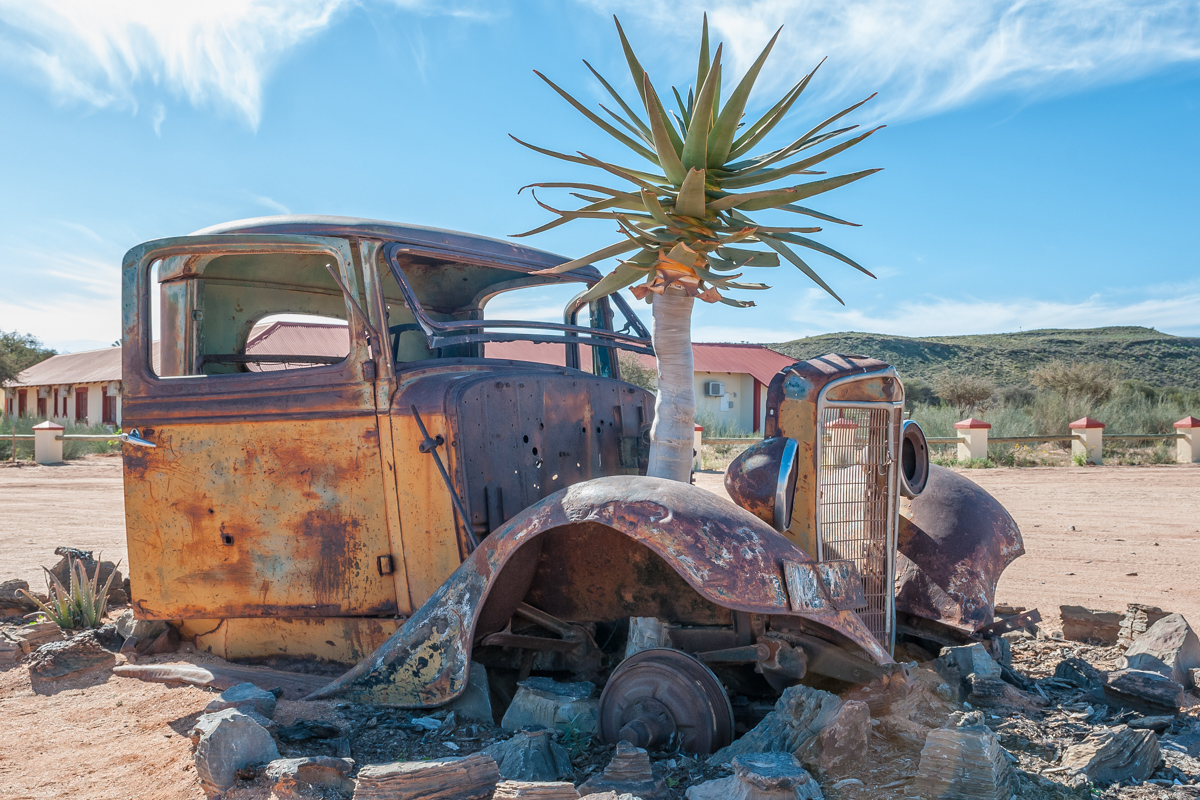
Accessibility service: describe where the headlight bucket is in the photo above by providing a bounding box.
[724,437,800,532]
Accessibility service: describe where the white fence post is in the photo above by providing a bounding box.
[1176,416,1200,464]
[693,424,703,472]
[953,418,990,462]
[32,420,64,465]
[1069,416,1104,465]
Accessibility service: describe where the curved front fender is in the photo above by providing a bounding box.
[310,476,891,706]
[895,465,1025,635]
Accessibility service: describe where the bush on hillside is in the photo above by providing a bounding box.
[1030,360,1119,405]
[932,373,995,415]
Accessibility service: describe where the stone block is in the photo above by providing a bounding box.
[13,621,63,653]
[493,781,580,800]
[49,547,124,602]
[481,730,573,782]
[266,756,355,798]
[1061,726,1160,785]
[0,579,37,612]
[352,752,499,800]
[448,661,494,723]
[204,681,278,719]
[501,677,598,735]
[192,708,281,795]
[27,629,116,691]
[1060,605,1121,644]
[1119,604,1171,645]
[578,742,668,800]
[686,753,822,800]
[114,609,168,642]
[913,712,1014,800]
[708,684,842,766]
[1118,613,1200,688]
[798,700,868,778]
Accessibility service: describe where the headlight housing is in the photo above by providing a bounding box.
[723,437,799,532]
[899,419,929,498]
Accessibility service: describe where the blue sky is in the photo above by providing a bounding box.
[1,0,1198,353]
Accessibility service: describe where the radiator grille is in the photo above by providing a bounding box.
[816,405,897,649]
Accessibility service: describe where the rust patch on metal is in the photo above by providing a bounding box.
[310,475,893,706]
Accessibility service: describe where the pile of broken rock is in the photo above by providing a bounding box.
[5,593,1200,799]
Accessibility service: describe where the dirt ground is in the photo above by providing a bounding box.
[0,454,128,589]
[694,463,1200,629]
[1,457,1199,799]
[3,455,1199,635]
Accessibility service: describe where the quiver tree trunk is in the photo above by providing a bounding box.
[647,290,696,482]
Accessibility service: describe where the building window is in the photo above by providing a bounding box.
[75,387,88,423]
[18,390,27,417]
[103,394,117,425]
[37,396,46,418]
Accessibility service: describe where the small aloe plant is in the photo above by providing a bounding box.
[19,554,119,630]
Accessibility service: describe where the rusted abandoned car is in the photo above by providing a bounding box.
[119,216,1023,752]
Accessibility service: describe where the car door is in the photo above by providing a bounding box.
[120,234,401,620]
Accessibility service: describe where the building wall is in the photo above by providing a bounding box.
[694,372,761,435]
[2,383,121,427]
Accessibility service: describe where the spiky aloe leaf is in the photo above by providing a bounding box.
[514,15,881,309]
[707,28,781,168]
[683,45,721,170]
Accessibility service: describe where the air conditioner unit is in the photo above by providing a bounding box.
[705,381,725,397]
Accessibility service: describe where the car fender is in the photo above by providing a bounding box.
[310,475,891,706]
[895,465,1025,636]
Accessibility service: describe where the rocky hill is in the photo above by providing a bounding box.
[770,326,1200,391]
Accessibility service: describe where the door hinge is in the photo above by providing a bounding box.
[362,360,377,381]
[377,554,395,575]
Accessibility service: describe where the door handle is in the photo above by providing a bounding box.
[119,429,156,448]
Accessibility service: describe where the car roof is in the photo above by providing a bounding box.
[192,215,601,282]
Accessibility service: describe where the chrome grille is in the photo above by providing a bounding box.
[816,404,898,649]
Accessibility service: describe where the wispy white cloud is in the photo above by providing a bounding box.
[775,286,1200,339]
[249,193,292,215]
[0,0,500,129]
[0,0,358,128]
[584,0,1200,121]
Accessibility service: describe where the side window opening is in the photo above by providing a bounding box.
[150,251,356,377]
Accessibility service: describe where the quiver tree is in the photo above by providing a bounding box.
[513,16,882,481]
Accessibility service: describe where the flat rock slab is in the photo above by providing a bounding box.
[112,661,331,698]
[27,629,116,690]
[193,708,281,795]
[1104,669,1187,710]
[482,730,573,782]
[687,753,823,800]
[352,752,499,800]
[579,742,668,800]
[1061,726,1161,785]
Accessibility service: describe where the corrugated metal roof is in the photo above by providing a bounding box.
[10,325,794,388]
[246,321,349,357]
[486,341,796,386]
[9,346,124,387]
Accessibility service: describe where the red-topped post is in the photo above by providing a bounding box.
[693,424,703,472]
[954,418,991,462]
[1069,416,1105,465]
[1174,416,1200,464]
